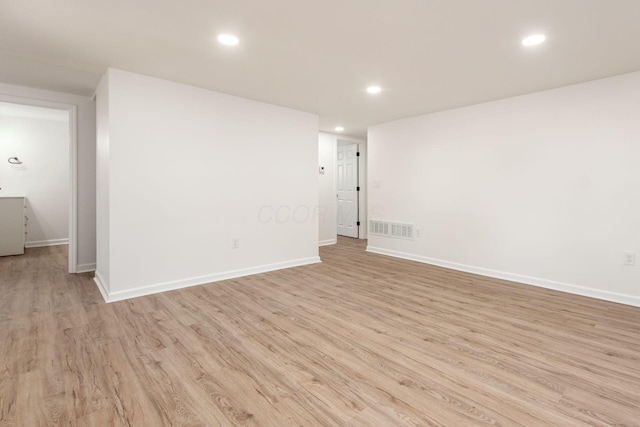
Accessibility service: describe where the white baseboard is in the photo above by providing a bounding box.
[319,239,337,247]
[77,263,96,273]
[97,256,322,303]
[94,270,110,302]
[366,246,640,308]
[25,238,69,248]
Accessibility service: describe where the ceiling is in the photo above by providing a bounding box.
[1,0,639,138]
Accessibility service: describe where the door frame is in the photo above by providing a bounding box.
[337,138,367,240]
[0,94,79,273]
[336,142,360,238]
[357,141,367,240]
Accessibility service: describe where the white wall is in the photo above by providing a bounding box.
[0,82,96,271]
[95,75,110,292]
[96,68,320,301]
[0,110,69,246]
[318,132,337,245]
[368,71,640,307]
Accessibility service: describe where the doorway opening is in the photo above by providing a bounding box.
[318,133,367,247]
[0,96,78,273]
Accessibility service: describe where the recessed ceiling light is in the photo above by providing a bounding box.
[366,86,382,94]
[521,34,546,47]
[335,126,344,132]
[217,33,239,46]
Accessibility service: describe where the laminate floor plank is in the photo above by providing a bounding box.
[219,278,559,426]
[1,240,640,425]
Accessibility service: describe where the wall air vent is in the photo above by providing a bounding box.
[369,220,389,236]
[369,220,414,240]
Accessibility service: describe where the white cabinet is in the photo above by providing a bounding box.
[0,196,26,256]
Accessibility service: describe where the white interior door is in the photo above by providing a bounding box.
[337,143,358,238]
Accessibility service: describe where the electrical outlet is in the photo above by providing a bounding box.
[415,228,421,238]
[232,237,240,249]
[623,251,636,266]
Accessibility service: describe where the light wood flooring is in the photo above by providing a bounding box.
[1,238,640,426]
